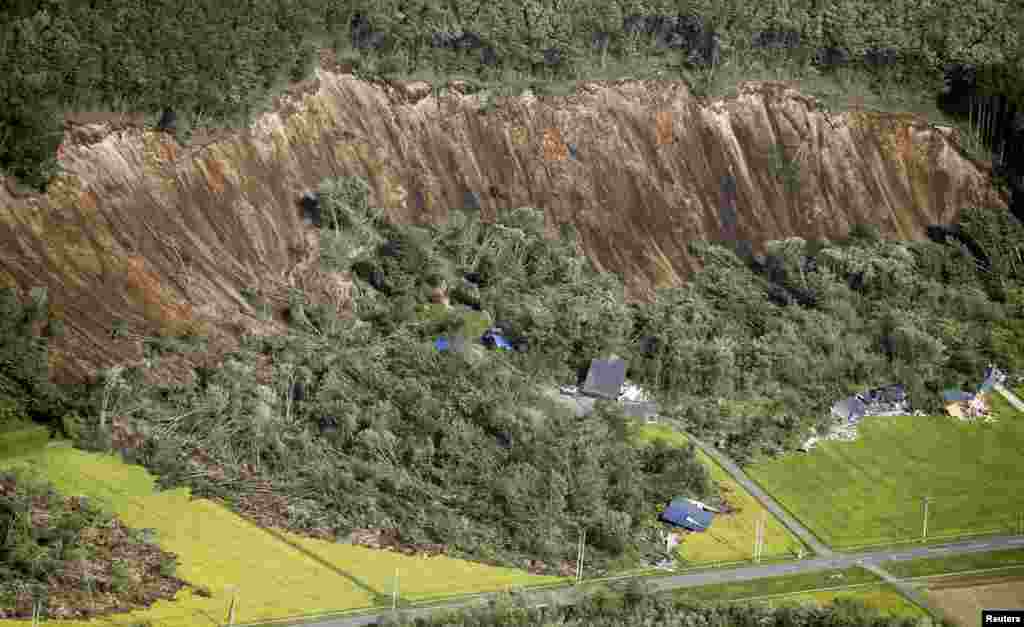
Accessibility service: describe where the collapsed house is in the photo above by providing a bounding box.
[941,389,986,419]
[803,383,912,450]
[941,364,1004,421]
[830,384,909,423]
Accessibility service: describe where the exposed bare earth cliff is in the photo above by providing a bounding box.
[0,66,1006,383]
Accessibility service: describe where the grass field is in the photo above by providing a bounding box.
[770,584,930,620]
[672,568,927,621]
[0,442,561,626]
[671,567,880,602]
[634,423,805,565]
[883,548,1024,579]
[745,393,1024,550]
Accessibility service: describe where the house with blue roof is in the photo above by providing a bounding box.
[659,497,715,532]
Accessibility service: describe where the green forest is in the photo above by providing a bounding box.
[2,0,1023,188]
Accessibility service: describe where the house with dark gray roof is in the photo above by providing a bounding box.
[581,358,627,400]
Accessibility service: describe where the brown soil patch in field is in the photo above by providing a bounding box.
[926,575,1024,627]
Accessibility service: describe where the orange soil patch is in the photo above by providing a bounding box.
[542,127,568,161]
[656,110,674,145]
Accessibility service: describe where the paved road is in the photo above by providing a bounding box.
[682,432,834,557]
[995,383,1024,413]
[252,535,1024,627]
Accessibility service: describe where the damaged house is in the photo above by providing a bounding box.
[806,383,912,449]
[941,365,1005,420]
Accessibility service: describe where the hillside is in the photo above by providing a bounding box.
[0,66,1008,386]
[1,1,1023,625]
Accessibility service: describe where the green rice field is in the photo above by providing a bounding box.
[635,423,805,565]
[746,392,1024,550]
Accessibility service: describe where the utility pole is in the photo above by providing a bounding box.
[761,514,767,562]
[753,518,759,563]
[754,516,765,563]
[576,527,587,584]
[392,568,400,611]
[922,497,933,541]
[225,585,237,626]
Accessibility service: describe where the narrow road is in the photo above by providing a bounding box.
[682,431,834,557]
[995,383,1024,413]
[251,535,1024,627]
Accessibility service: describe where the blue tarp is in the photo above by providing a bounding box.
[434,337,450,351]
[659,498,714,532]
[481,331,512,350]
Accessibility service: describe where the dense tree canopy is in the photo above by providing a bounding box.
[373,582,950,626]
[1,0,1022,188]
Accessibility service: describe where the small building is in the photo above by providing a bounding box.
[581,357,627,400]
[659,497,715,532]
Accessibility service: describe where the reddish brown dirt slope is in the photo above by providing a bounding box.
[0,64,1007,384]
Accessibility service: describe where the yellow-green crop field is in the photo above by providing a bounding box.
[282,532,566,602]
[0,442,562,626]
[765,584,930,620]
[633,423,804,565]
[0,443,377,626]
